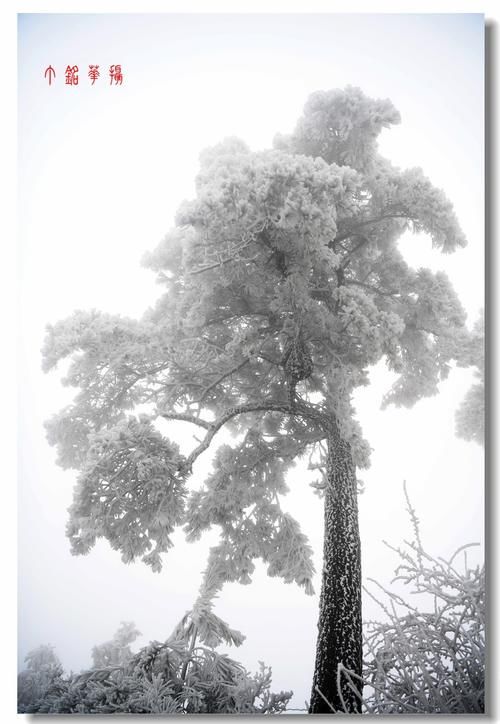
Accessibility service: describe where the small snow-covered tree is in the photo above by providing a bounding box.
[91,621,141,669]
[42,86,475,712]
[17,644,64,712]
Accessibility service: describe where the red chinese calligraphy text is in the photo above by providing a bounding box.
[65,65,79,86]
[109,64,123,85]
[88,65,100,85]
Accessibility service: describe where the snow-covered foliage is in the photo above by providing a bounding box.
[455,312,484,445]
[91,621,142,669]
[185,428,316,596]
[18,623,291,714]
[66,415,186,572]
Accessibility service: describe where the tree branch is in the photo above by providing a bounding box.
[160,412,212,429]
[195,358,250,405]
[160,400,331,474]
[334,212,410,245]
[189,253,259,276]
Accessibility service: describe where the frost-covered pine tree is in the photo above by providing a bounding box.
[42,87,472,713]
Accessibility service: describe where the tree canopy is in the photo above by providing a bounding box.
[42,85,472,634]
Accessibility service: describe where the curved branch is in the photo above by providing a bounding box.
[161,400,331,474]
[195,358,250,405]
[160,412,212,430]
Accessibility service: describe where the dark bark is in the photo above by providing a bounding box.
[309,420,363,714]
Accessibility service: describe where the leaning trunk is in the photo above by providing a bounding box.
[309,420,363,714]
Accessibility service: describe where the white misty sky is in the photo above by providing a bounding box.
[18,12,484,709]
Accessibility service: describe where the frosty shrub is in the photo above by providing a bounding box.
[18,622,291,714]
[327,485,485,714]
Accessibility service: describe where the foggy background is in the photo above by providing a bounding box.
[18,13,484,709]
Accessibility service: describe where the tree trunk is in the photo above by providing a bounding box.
[309,420,363,714]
